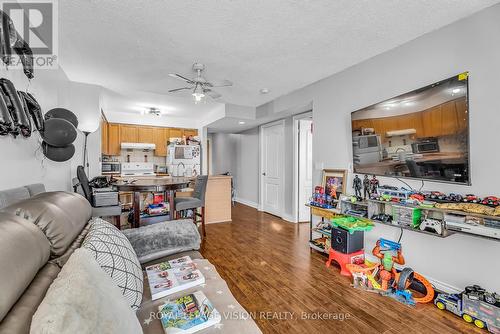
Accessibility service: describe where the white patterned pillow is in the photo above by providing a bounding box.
[82,218,143,309]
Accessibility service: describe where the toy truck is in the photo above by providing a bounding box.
[435,285,500,333]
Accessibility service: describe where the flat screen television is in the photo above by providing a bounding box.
[351,73,470,184]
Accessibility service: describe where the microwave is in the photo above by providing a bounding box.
[352,134,382,154]
[101,162,121,174]
[412,138,440,154]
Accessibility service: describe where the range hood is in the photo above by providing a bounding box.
[386,129,416,137]
[121,142,156,150]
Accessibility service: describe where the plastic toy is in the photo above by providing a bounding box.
[310,186,335,208]
[363,175,370,199]
[371,213,393,223]
[369,175,379,195]
[464,194,481,203]
[435,285,500,333]
[325,248,364,276]
[482,196,500,207]
[353,175,362,198]
[420,218,443,235]
[446,193,464,203]
[330,216,374,233]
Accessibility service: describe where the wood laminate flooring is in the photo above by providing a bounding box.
[200,203,482,334]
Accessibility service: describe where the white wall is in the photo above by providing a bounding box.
[233,4,500,291]
[234,127,259,207]
[0,68,102,192]
[210,132,238,175]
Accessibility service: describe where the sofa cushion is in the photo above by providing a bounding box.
[82,218,143,309]
[1,192,92,257]
[0,186,30,209]
[0,212,51,322]
[30,248,142,334]
[122,219,201,264]
[0,262,60,334]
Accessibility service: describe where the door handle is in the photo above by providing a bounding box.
[262,172,266,176]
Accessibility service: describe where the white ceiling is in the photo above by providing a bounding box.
[59,1,498,121]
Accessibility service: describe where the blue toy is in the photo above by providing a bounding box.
[379,238,401,251]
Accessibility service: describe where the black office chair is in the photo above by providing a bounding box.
[73,166,122,229]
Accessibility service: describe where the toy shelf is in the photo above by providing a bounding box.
[340,197,500,241]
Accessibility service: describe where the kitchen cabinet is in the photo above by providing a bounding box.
[455,97,468,133]
[169,128,184,139]
[153,127,169,157]
[101,117,108,154]
[440,100,459,136]
[108,123,121,155]
[184,129,198,137]
[120,125,138,143]
[138,126,154,143]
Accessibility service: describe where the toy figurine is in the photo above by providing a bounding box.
[369,175,379,195]
[329,183,338,200]
[363,175,370,199]
[353,175,362,198]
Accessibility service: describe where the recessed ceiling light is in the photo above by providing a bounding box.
[260,88,270,94]
[452,88,461,94]
[404,101,414,106]
[238,121,246,125]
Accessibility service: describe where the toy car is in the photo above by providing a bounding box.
[446,193,464,202]
[463,194,480,203]
[409,193,425,202]
[481,196,500,207]
[371,213,392,223]
[425,191,447,201]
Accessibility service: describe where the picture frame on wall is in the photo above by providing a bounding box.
[322,169,347,199]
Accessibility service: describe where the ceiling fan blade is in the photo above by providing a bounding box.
[206,90,222,99]
[168,73,194,84]
[168,87,191,92]
[205,79,233,88]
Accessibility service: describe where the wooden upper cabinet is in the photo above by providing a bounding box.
[153,127,168,156]
[108,123,121,156]
[101,117,108,154]
[455,97,468,133]
[184,129,198,137]
[440,100,459,136]
[120,125,138,143]
[138,126,155,143]
[168,128,184,139]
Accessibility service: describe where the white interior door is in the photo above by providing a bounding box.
[298,119,313,221]
[261,122,284,216]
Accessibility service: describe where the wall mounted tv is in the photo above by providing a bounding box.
[351,73,470,184]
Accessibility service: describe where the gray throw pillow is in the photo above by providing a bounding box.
[82,218,143,309]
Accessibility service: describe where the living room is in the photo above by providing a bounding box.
[1,1,500,334]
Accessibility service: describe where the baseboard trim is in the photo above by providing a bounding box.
[234,197,259,209]
[281,214,297,223]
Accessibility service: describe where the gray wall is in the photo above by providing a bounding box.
[231,4,500,291]
[234,127,260,205]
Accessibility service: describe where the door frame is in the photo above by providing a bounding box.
[293,111,313,223]
[259,119,286,217]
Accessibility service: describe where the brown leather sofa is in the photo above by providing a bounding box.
[0,190,92,334]
[0,187,261,334]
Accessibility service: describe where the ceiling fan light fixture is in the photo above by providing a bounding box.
[192,85,205,103]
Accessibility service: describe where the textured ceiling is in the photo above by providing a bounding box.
[59,0,498,108]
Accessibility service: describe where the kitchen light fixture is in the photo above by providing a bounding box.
[143,107,162,116]
[238,121,246,125]
[452,88,461,94]
[192,84,205,103]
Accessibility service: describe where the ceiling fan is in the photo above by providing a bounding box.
[168,63,232,103]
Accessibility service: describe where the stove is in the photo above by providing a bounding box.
[120,162,156,177]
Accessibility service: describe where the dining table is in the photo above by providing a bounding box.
[113,177,191,228]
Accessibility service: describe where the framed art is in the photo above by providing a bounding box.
[322,169,347,199]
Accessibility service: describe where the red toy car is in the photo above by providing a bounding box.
[463,194,480,203]
[410,193,425,202]
[481,196,500,207]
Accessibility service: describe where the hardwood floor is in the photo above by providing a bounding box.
[200,203,482,334]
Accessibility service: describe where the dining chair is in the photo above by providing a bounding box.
[174,175,208,237]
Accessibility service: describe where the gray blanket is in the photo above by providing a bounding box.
[122,219,201,264]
